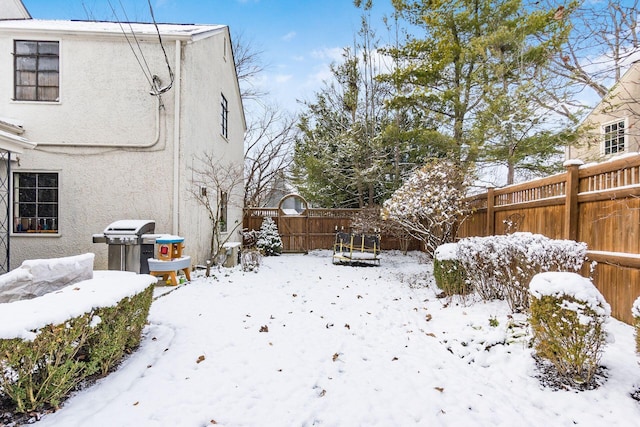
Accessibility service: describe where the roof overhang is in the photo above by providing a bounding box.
[0,19,226,42]
[0,129,36,154]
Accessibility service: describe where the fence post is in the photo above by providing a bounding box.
[564,163,580,241]
[486,187,495,236]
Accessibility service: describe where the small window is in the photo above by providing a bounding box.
[603,120,625,155]
[13,172,59,234]
[14,40,60,102]
[221,93,229,138]
[219,191,228,232]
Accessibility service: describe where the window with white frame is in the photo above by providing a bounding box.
[13,172,59,233]
[14,40,59,102]
[603,119,625,155]
[221,93,229,138]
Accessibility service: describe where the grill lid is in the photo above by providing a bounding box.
[103,220,155,237]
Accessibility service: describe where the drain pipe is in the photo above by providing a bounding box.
[172,39,182,235]
[35,95,162,149]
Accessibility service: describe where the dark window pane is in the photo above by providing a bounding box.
[16,57,36,71]
[18,203,36,217]
[14,40,59,102]
[15,41,37,55]
[18,188,36,202]
[38,42,59,55]
[13,172,59,234]
[38,57,58,72]
[38,87,59,101]
[16,70,36,85]
[38,173,58,187]
[38,71,58,86]
[38,189,58,202]
[16,87,36,100]
[38,204,56,217]
[18,173,36,187]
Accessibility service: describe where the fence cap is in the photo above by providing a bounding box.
[563,159,584,167]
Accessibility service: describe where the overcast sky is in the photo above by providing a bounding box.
[22,0,396,114]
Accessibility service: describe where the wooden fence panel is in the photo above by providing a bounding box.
[244,207,421,253]
[459,155,640,324]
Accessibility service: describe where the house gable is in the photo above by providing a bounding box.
[0,0,30,20]
[567,62,640,162]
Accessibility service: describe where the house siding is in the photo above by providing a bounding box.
[0,21,244,270]
[567,62,640,162]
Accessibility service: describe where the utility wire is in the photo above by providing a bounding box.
[119,0,155,84]
[107,0,154,90]
[147,0,174,95]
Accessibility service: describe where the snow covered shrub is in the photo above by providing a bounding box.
[0,280,154,413]
[85,285,154,376]
[434,243,470,296]
[529,272,610,386]
[382,160,469,256]
[633,297,640,355]
[457,233,587,312]
[241,249,262,272]
[456,236,506,301]
[256,217,283,256]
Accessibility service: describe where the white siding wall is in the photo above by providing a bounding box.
[0,25,244,270]
[178,29,245,261]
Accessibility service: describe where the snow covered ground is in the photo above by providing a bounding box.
[36,250,640,426]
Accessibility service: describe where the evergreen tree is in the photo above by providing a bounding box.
[292,9,399,208]
[383,0,570,180]
[256,217,283,256]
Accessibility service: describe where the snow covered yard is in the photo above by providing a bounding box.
[36,251,640,426]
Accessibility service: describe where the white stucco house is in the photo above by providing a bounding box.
[565,61,640,162]
[0,0,245,272]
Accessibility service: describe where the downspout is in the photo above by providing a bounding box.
[172,39,182,234]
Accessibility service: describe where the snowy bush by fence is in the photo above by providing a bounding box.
[0,270,155,413]
[529,272,610,386]
[256,217,283,256]
[382,160,469,256]
[433,243,470,296]
[455,233,587,312]
[633,297,640,355]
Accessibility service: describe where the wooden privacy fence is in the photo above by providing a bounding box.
[458,154,640,324]
[243,207,420,254]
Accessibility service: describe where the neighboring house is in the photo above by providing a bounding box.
[261,170,297,208]
[566,61,640,162]
[0,2,245,272]
[0,0,30,20]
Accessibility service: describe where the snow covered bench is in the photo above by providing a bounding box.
[332,231,381,265]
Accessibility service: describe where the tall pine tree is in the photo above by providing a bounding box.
[383,0,571,182]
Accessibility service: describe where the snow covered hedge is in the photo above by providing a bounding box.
[633,296,640,355]
[456,233,587,312]
[0,271,156,413]
[529,272,610,385]
[433,243,470,296]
